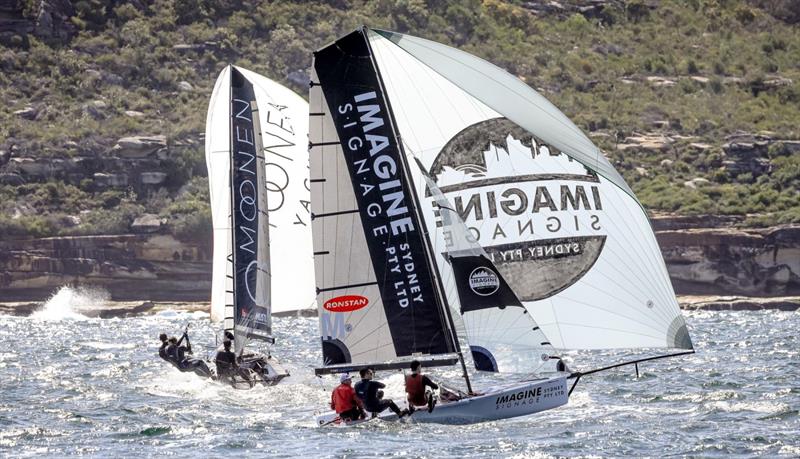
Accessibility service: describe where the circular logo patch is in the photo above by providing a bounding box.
[469,267,500,296]
[429,117,607,301]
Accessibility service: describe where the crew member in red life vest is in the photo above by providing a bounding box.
[405,360,438,413]
[330,373,365,421]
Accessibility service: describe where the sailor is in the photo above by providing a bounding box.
[214,339,238,381]
[158,333,172,363]
[330,373,365,421]
[169,332,213,378]
[405,360,438,413]
[354,368,409,418]
[555,357,570,373]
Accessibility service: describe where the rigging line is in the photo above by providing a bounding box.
[345,321,398,350]
[488,308,543,349]
[424,168,549,350]
[333,282,377,342]
[568,350,695,379]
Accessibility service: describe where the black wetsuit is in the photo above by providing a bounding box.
[214,349,237,380]
[158,342,170,362]
[169,336,212,378]
[354,379,402,416]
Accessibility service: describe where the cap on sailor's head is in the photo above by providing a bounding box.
[339,373,352,383]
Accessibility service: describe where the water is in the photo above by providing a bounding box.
[1,293,798,458]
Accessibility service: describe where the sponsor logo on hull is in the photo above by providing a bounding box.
[494,379,568,411]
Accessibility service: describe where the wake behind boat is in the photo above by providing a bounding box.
[310,27,694,425]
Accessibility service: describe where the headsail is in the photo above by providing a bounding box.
[417,163,555,373]
[365,28,692,352]
[205,66,314,327]
[310,30,458,374]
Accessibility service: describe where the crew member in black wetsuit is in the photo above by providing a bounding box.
[214,339,250,384]
[354,368,409,418]
[169,332,213,378]
[158,333,171,363]
[214,340,236,379]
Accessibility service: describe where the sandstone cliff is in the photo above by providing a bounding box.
[0,233,211,301]
[0,219,797,302]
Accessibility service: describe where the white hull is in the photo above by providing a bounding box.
[317,376,568,426]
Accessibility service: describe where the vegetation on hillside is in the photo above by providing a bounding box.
[1,0,799,239]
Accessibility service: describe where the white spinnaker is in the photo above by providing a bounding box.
[205,65,315,324]
[237,67,315,315]
[419,169,555,374]
[309,67,399,366]
[367,30,692,351]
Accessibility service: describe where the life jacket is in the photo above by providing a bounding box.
[331,384,357,414]
[405,374,426,407]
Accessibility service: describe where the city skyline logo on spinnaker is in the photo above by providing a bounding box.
[429,117,608,302]
[469,267,500,296]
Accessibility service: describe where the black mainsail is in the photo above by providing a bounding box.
[229,67,273,352]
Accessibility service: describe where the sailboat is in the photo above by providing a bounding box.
[309,27,694,424]
[204,65,313,387]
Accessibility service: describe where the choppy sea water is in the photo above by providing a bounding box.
[0,290,798,458]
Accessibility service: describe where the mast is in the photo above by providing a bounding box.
[361,28,473,394]
[227,65,236,341]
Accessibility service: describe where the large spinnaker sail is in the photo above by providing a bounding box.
[418,166,555,374]
[205,66,315,326]
[230,68,272,351]
[310,30,457,373]
[366,28,692,352]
